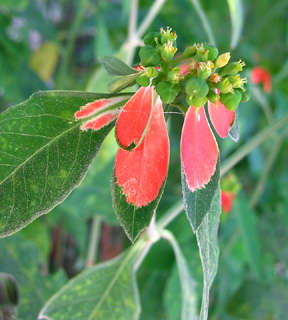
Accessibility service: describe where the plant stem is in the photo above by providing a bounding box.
[57,0,88,89]
[125,0,139,65]
[190,0,216,46]
[86,216,102,268]
[221,112,288,176]
[249,126,288,208]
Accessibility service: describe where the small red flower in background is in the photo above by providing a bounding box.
[221,191,235,213]
[220,173,241,213]
[251,66,272,93]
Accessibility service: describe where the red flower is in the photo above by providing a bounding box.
[251,66,272,93]
[221,191,235,213]
[181,98,235,192]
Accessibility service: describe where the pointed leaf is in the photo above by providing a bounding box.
[112,97,169,242]
[108,73,139,93]
[181,157,220,232]
[181,106,219,193]
[208,100,235,138]
[162,230,198,320]
[228,108,240,142]
[116,86,153,150]
[99,56,139,76]
[196,186,221,320]
[38,244,144,320]
[0,91,119,238]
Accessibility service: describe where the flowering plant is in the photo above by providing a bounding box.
[75,27,250,241]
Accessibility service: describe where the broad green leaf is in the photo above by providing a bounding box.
[227,0,244,49]
[112,169,166,242]
[108,73,139,93]
[95,16,114,58]
[234,195,263,278]
[196,186,221,320]
[39,242,145,320]
[0,234,67,320]
[0,91,122,238]
[181,157,220,232]
[162,230,198,320]
[228,108,240,142]
[99,56,139,76]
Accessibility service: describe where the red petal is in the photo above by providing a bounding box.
[116,86,153,148]
[181,106,218,192]
[208,99,235,138]
[75,96,128,119]
[115,96,169,207]
[81,109,120,131]
[221,191,234,213]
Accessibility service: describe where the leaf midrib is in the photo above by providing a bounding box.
[0,121,81,187]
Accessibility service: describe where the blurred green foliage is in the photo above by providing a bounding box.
[0,0,287,319]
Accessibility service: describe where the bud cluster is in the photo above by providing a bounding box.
[136,27,250,109]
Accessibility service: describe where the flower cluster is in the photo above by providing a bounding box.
[74,27,251,241]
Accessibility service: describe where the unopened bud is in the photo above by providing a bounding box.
[203,43,219,61]
[195,45,209,62]
[161,41,177,62]
[156,81,180,104]
[219,90,242,110]
[144,32,160,47]
[198,61,214,79]
[207,90,220,104]
[136,75,150,87]
[186,76,209,98]
[145,67,158,78]
[219,60,245,77]
[217,78,234,93]
[228,74,247,90]
[215,52,231,68]
[139,45,161,67]
[182,46,197,59]
[240,82,251,102]
[186,95,207,107]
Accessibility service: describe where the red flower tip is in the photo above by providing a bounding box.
[80,109,120,131]
[181,106,219,192]
[251,66,272,93]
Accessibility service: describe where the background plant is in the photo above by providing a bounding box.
[0,0,288,319]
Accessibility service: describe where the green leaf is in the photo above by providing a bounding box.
[0,0,28,10]
[0,234,67,320]
[181,157,220,232]
[0,91,120,238]
[229,108,240,142]
[196,186,221,320]
[108,73,139,93]
[227,0,244,49]
[99,56,139,76]
[111,168,166,243]
[162,230,198,320]
[38,242,145,320]
[234,195,263,278]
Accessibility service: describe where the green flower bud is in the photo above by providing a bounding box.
[240,82,251,102]
[203,43,219,61]
[186,95,207,107]
[136,75,150,87]
[182,46,197,59]
[219,60,245,77]
[186,77,209,98]
[143,32,160,47]
[145,67,158,78]
[168,67,181,83]
[139,45,161,67]
[219,90,242,110]
[160,40,178,62]
[228,74,247,90]
[160,26,177,44]
[207,90,220,104]
[198,61,214,79]
[156,81,180,104]
[195,45,209,62]
[215,52,231,68]
[216,78,234,93]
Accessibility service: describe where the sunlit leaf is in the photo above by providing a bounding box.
[196,186,221,320]
[108,73,139,93]
[39,244,145,320]
[0,91,123,237]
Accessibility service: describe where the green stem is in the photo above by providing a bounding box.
[86,216,102,268]
[221,113,288,176]
[57,0,88,89]
[249,126,288,208]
